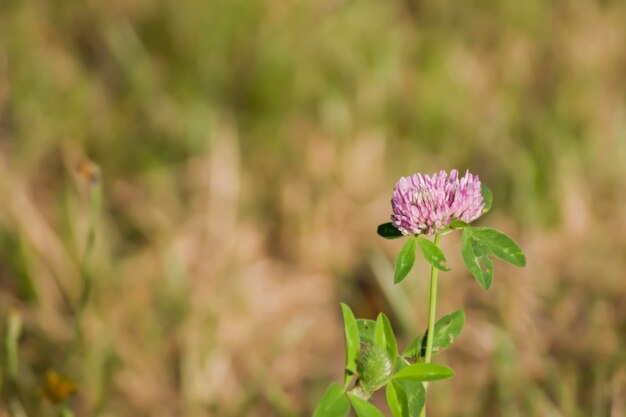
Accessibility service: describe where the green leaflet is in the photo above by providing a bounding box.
[386,379,425,417]
[461,227,526,290]
[403,310,465,358]
[379,313,398,364]
[348,393,386,417]
[469,227,526,267]
[313,383,350,417]
[394,237,416,284]
[377,223,403,239]
[417,236,450,271]
[357,319,376,345]
[340,303,360,386]
[385,381,405,417]
[480,184,493,214]
[392,363,455,382]
[462,230,494,290]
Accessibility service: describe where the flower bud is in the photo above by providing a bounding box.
[357,347,392,393]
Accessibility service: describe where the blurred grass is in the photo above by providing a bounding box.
[1,0,626,416]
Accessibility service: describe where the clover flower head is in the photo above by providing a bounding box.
[391,169,484,236]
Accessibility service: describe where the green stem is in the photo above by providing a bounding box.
[420,233,441,417]
[74,182,102,344]
[5,312,28,417]
[424,233,441,364]
[349,382,371,401]
[78,183,101,313]
[5,311,22,380]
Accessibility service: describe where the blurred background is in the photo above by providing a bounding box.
[1,0,625,416]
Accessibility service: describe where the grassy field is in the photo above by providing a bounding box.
[1,0,625,416]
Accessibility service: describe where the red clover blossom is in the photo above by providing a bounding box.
[391,169,484,235]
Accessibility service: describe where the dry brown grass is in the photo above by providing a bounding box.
[1,0,626,416]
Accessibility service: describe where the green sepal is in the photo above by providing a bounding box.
[449,220,469,229]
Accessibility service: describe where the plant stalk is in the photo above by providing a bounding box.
[74,181,102,343]
[349,383,371,401]
[78,182,101,314]
[420,233,441,417]
[424,233,441,364]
